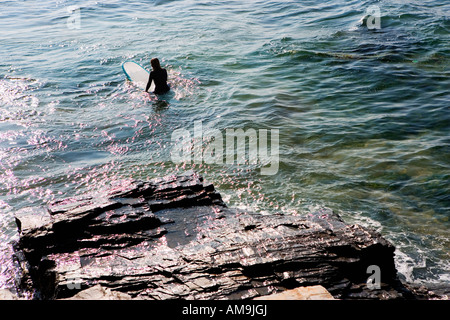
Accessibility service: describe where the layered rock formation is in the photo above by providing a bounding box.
[14,171,416,300]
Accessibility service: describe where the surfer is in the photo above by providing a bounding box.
[145,58,170,94]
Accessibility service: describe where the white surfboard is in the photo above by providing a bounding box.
[122,61,154,91]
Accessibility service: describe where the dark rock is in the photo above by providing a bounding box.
[14,171,419,300]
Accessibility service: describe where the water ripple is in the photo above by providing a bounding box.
[0,0,448,290]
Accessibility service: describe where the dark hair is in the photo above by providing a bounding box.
[151,58,162,70]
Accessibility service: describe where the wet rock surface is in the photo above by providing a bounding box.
[14,171,421,300]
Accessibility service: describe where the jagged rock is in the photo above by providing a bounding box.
[14,171,415,300]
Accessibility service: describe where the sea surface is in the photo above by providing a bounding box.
[0,0,449,292]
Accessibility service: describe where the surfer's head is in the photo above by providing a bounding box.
[151,58,162,70]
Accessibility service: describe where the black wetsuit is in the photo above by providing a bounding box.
[145,68,170,94]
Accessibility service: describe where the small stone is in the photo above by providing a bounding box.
[0,289,21,300]
[254,285,336,300]
[62,285,132,300]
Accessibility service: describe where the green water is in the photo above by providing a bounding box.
[0,0,449,289]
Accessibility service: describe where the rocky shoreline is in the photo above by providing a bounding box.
[7,171,448,300]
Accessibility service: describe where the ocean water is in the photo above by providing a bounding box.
[0,0,449,293]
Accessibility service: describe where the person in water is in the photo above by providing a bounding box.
[145,58,170,94]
